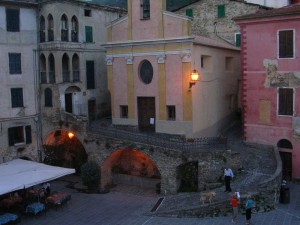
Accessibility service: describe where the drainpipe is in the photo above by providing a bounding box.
[213,22,236,46]
[34,2,43,162]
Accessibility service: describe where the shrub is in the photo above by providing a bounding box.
[80,161,100,193]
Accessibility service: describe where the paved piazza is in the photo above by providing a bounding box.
[19,178,300,225]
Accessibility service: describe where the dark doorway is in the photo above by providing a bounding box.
[88,99,96,122]
[279,151,292,181]
[137,97,155,132]
[65,93,72,113]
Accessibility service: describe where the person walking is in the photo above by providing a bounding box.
[224,167,234,192]
[245,195,254,225]
[230,193,239,223]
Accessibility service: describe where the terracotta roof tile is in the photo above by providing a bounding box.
[235,3,300,21]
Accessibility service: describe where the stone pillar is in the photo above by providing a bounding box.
[160,167,177,194]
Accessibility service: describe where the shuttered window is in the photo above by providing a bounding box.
[85,26,93,43]
[186,9,193,17]
[279,30,294,58]
[86,61,95,89]
[141,0,150,19]
[45,88,53,107]
[235,33,241,47]
[9,53,21,74]
[6,8,20,32]
[11,88,23,108]
[278,88,293,116]
[217,5,225,18]
[8,125,32,146]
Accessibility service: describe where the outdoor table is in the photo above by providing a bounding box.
[26,202,45,215]
[0,213,18,225]
[46,193,71,207]
[0,195,22,209]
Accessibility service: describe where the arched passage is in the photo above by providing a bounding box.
[101,148,161,192]
[277,139,293,181]
[43,129,87,173]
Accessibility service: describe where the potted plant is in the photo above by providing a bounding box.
[80,161,100,193]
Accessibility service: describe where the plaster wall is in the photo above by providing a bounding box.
[0,5,39,161]
[245,0,289,8]
[238,15,300,178]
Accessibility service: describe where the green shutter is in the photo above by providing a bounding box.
[186,9,193,17]
[85,26,93,43]
[86,61,95,89]
[235,33,241,47]
[218,5,225,18]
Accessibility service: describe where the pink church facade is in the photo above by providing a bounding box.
[236,4,300,180]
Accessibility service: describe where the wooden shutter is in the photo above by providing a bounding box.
[25,126,32,144]
[8,127,14,146]
[235,33,241,47]
[186,9,193,17]
[278,88,293,115]
[9,53,21,74]
[217,5,225,18]
[279,30,294,58]
[85,26,93,43]
[6,9,20,32]
[86,61,95,89]
[11,88,23,108]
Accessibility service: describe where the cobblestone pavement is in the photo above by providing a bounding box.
[19,122,300,225]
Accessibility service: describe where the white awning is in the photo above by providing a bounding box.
[0,159,75,196]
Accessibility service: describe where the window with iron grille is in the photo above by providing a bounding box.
[9,53,21,74]
[278,88,293,116]
[86,61,95,89]
[167,105,176,120]
[8,125,32,146]
[6,8,19,32]
[45,88,53,107]
[141,0,150,19]
[278,30,294,58]
[11,88,23,108]
[120,105,128,118]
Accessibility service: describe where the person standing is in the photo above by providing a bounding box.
[230,193,239,223]
[245,195,254,225]
[224,167,234,192]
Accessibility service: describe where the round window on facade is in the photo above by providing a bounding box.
[139,60,153,85]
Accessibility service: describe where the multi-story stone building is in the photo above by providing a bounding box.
[0,0,40,162]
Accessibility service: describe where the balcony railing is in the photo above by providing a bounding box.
[49,71,56,83]
[73,70,80,82]
[63,71,70,82]
[40,71,47,84]
[88,123,228,152]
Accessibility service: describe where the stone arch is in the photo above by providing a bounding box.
[101,148,161,192]
[43,129,88,173]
